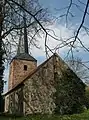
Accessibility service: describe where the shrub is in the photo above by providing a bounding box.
[85,87,89,109]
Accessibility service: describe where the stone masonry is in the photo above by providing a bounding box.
[9,59,37,90]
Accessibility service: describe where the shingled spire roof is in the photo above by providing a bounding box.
[13,8,36,62]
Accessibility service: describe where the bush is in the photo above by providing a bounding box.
[85,87,89,109]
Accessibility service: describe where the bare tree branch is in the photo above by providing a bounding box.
[73,0,89,43]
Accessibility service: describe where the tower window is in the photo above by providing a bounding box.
[24,65,27,71]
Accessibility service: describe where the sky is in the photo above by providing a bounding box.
[4,0,89,92]
[39,0,88,23]
[38,0,89,60]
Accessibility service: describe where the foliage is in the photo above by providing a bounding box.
[54,68,86,115]
[1,109,89,120]
[85,87,89,109]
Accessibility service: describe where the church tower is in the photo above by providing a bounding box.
[8,12,37,90]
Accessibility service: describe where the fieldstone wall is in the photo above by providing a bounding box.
[8,59,37,90]
[54,55,68,75]
[23,56,56,114]
[5,85,24,115]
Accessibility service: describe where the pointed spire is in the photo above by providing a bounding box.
[23,12,29,54]
[17,29,24,54]
[17,1,29,55]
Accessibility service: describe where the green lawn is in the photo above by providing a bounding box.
[1,110,89,120]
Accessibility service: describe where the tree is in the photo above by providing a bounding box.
[3,0,50,60]
[5,0,89,64]
[51,0,89,72]
[53,0,89,52]
[0,0,5,112]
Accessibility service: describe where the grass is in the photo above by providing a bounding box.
[1,110,89,120]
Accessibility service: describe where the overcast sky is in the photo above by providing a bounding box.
[4,0,89,92]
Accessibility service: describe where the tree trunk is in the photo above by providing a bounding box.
[0,3,4,112]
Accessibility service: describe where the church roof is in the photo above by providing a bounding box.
[13,53,37,62]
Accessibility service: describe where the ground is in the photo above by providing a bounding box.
[0,109,89,120]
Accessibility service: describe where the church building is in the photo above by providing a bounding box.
[3,16,85,115]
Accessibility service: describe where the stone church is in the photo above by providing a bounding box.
[3,20,85,115]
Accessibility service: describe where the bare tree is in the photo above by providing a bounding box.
[53,0,89,58]
[5,0,89,60]
[0,0,5,112]
[2,0,51,60]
